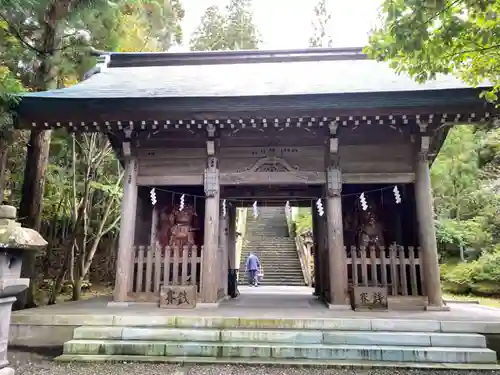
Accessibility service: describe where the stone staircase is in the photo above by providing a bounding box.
[239,207,304,286]
[57,316,499,367]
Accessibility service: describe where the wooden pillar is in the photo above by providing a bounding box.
[219,207,229,297]
[113,156,138,302]
[150,206,159,246]
[317,208,329,300]
[228,205,237,270]
[201,127,220,304]
[415,134,447,310]
[325,124,349,308]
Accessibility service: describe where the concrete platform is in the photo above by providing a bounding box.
[9,286,500,347]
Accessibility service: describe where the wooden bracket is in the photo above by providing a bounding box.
[417,121,428,133]
[124,127,133,139]
[328,121,339,136]
[207,123,216,138]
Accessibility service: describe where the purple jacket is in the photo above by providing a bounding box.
[246,253,260,271]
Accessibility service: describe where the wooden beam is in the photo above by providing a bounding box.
[137,176,203,186]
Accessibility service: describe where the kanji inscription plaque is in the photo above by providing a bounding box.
[159,285,197,309]
[352,286,388,311]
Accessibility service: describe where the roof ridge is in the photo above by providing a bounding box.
[89,47,367,68]
[83,54,110,80]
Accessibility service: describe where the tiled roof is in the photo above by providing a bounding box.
[22,56,488,100]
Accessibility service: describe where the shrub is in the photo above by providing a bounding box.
[441,250,500,296]
[440,262,477,294]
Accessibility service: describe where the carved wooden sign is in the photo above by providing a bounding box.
[159,285,197,309]
[220,155,325,185]
[352,286,388,311]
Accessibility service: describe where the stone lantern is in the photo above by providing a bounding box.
[0,206,47,375]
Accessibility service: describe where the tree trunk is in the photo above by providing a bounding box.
[14,1,63,310]
[72,277,82,301]
[48,244,71,305]
[459,244,465,262]
[0,136,9,203]
[14,130,52,310]
[42,198,64,278]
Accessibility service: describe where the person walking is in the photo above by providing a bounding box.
[245,252,261,286]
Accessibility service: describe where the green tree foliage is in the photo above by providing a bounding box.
[432,127,499,259]
[365,0,500,101]
[366,0,500,297]
[0,0,184,307]
[190,5,228,51]
[190,0,260,51]
[309,0,334,47]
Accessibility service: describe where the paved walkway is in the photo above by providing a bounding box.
[226,285,319,309]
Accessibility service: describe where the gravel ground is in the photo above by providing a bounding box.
[6,349,499,375]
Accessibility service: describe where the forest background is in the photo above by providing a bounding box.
[1,0,499,308]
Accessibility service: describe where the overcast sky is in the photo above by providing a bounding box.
[175,0,382,50]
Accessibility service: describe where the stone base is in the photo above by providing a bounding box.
[327,303,352,311]
[196,302,220,309]
[107,301,158,308]
[0,367,14,375]
[426,304,451,312]
[106,301,132,308]
[388,296,428,311]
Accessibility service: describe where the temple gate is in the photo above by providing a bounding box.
[13,47,494,311]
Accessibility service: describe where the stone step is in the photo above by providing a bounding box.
[246,245,296,247]
[246,250,296,252]
[245,246,296,249]
[239,263,301,267]
[242,251,296,253]
[248,284,306,287]
[71,327,488,348]
[258,281,306,285]
[256,276,304,280]
[247,270,302,273]
[240,254,300,258]
[62,339,496,363]
[245,242,294,245]
[245,244,294,246]
[243,244,295,246]
[239,275,304,280]
[245,241,295,244]
[242,267,302,270]
[239,275,304,279]
[61,316,499,332]
[239,274,303,277]
[255,260,301,263]
[243,257,301,261]
[238,271,303,276]
[244,251,296,253]
[238,268,303,272]
[246,236,294,239]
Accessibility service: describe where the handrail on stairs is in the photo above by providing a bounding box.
[285,209,313,286]
[235,208,248,281]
